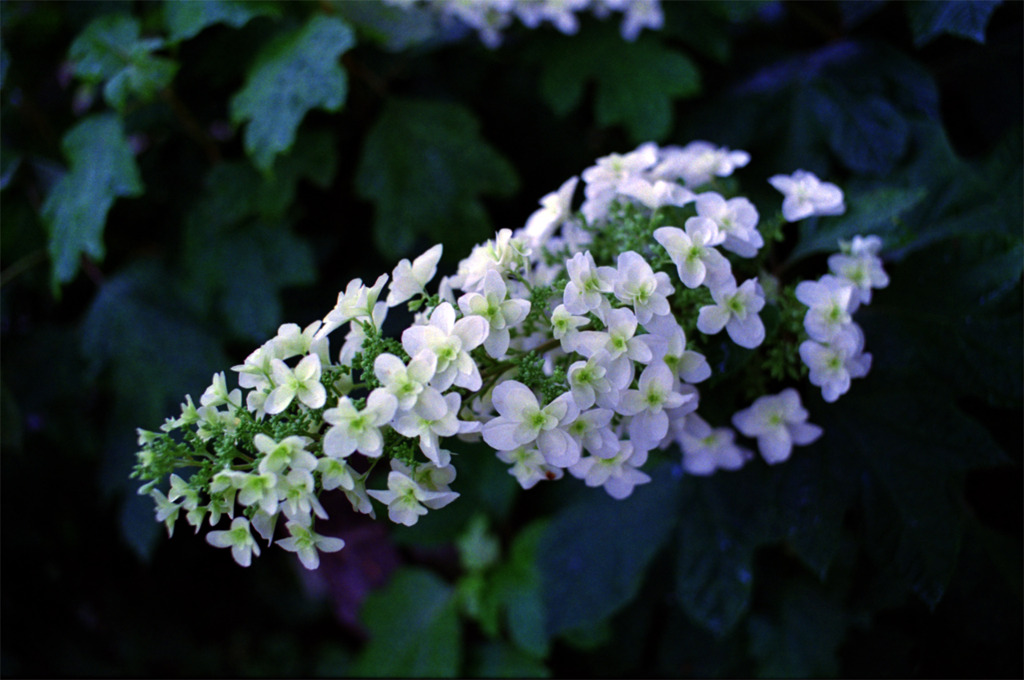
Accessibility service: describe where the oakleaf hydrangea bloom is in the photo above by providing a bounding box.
[676,415,751,476]
[654,219,730,289]
[387,244,443,307]
[732,389,823,464]
[828,235,889,308]
[696,277,767,349]
[769,169,846,222]
[134,139,887,572]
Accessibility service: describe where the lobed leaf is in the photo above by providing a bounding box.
[352,568,462,677]
[41,114,143,291]
[355,97,519,260]
[538,463,680,638]
[534,26,700,142]
[69,13,178,112]
[229,14,354,173]
[163,0,282,43]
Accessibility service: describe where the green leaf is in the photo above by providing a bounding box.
[538,463,680,638]
[674,470,775,635]
[331,0,439,51]
[787,186,927,264]
[534,27,700,142]
[470,641,549,678]
[352,568,462,677]
[41,114,143,291]
[748,581,850,677]
[355,97,519,260]
[906,0,1002,47]
[809,85,910,175]
[489,521,551,657]
[68,13,178,112]
[229,15,354,172]
[163,0,282,43]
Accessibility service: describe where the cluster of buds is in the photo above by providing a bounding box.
[134,140,888,569]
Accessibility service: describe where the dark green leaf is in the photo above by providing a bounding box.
[534,27,700,142]
[748,581,849,677]
[69,13,178,112]
[787,186,927,264]
[353,568,462,677]
[906,0,1001,47]
[163,0,282,43]
[355,97,518,260]
[41,114,143,290]
[331,0,439,51]
[810,86,910,175]
[674,469,776,635]
[229,15,354,172]
[490,520,550,657]
[470,641,549,678]
[538,463,680,638]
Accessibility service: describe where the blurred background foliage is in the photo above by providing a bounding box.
[1,0,1020,676]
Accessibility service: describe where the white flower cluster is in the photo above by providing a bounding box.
[136,141,889,570]
[384,0,664,47]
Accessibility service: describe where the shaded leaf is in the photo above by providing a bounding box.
[331,0,439,51]
[352,568,462,677]
[538,463,680,638]
[490,520,550,657]
[810,86,910,175]
[748,581,849,677]
[906,0,1001,47]
[787,186,927,264]
[41,114,143,291]
[470,641,549,678]
[69,13,178,112]
[534,26,700,142]
[355,97,518,260]
[163,0,282,43]
[230,15,354,172]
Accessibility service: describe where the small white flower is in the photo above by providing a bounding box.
[799,324,872,403]
[254,434,317,475]
[654,218,731,290]
[367,469,457,527]
[619,0,663,41]
[795,274,855,343]
[612,250,674,324]
[521,176,578,249]
[652,141,750,188]
[568,440,651,500]
[616,177,695,210]
[264,354,327,415]
[677,414,751,476]
[206,517,261,567]
[402,302,489,391]
[458,269,531,358]
[481,381,581,468]
[566,350,617,410]
[374,350,437,411]
[317,456,357,492]
[318,273,389,339]
[644,315,711,384]
[769,170,845,222]
[392,390,469,467]
[322,389,399,459]
[828,235,889,308]
[617,362,693,452]
[495,446,563,489]
[695,192,763,258]
[276,520,345,570]
[387,244,443,307]
[732,388,823,464]
[551,304,590,347]
[565,407,619,458]
[696,277,766,349]
[563,250,618,315]
[278,467,328,524]
[572,307,652,389]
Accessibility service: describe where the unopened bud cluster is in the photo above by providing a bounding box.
[134,140,888,569]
